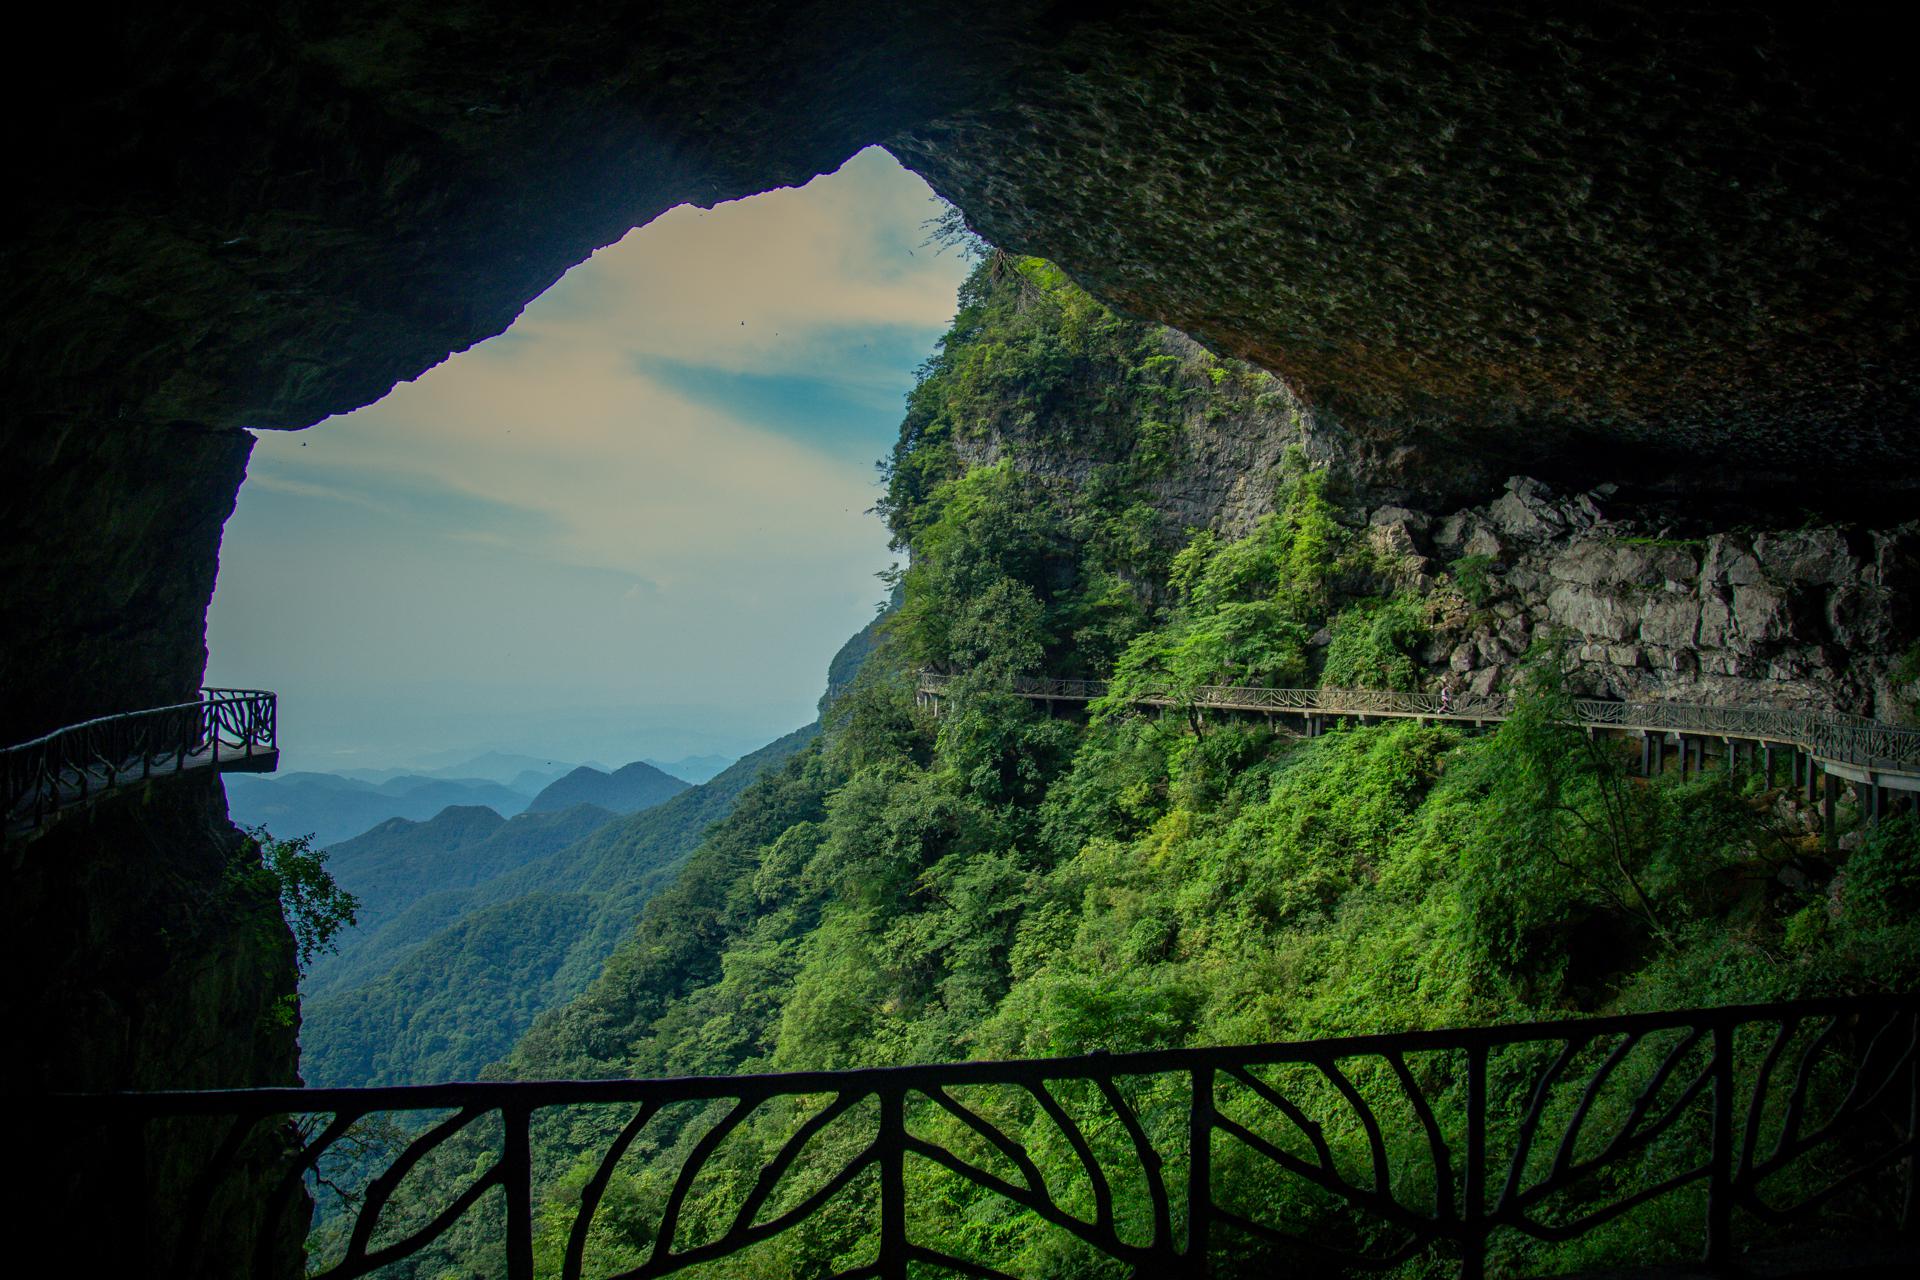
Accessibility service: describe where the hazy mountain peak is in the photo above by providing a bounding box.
[525,760,689,815]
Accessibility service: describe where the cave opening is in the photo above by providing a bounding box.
[206,145,968,782]
[8,6,1920,1272]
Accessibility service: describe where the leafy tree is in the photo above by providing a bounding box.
[238,826,359,975]
[1321,596,1427,690]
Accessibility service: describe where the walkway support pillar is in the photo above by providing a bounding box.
[1861,780,1884,827]
[1764,744,1775,789]
[1824,772,1840,851]
[1641,733,1653,777]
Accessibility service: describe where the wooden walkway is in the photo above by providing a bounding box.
[3,690,278,836]
[916,673,1920,832]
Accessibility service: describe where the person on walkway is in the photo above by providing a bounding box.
[1438,685,1454,714]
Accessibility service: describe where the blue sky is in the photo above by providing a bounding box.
[205,148,971,771]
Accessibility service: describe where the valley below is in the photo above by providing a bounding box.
[282,255,1919,1277]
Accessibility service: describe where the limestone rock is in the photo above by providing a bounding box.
[1489,477,1569,541]
[1639,596,1702,649]
[1369,505,1431,533]
[1464,525,1506,560]
[1702,535,1767,588]
[1547,583,1636,643]
[1752,530,1855,588]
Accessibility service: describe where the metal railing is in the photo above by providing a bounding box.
[916,674,1920,774]
[57,995,1917,1278]
[2,688,277,830]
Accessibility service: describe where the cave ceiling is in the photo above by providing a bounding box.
[8,1,1918,496]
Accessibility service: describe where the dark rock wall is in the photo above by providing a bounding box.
[895,3,1920,494]
[6,778,302,1271]
[0,420,250,743]
[3,783,295,1095]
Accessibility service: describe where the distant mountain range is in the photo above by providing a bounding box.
[292,624,876,1089]
[227,749,720,848]
[341,749,736,787]
[526,761,688,814]
[299,724,817,1086]
[225,771,541,847]
[303,803,617,989]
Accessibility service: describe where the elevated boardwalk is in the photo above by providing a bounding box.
[917,673,1920,831]
[2,689,278,836]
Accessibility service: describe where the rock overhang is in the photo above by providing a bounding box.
[6,1,1919,737]
[6,2,1916,495]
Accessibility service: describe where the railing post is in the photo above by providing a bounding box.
[1463,1043,1487,1280]
[1706,1023,1735,1267]
[878,1086,907,1279]
[503,1104,535,1280]
[1187,1066,1213,1276]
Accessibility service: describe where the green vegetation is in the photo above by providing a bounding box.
[1094,465,1341,723]
[1892,641,1920,723]
[1321,596,1427,691]
[297,726,820,1086]
[355,258,1918,1276]
[302,803,612,998]
[235,827,358,976]
[1449,553,1496,607]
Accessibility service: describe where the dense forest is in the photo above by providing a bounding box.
[329,255,1920,1276]
[299,728,816,1086]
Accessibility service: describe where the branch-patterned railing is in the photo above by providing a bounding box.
[59,996,1917,1278]
[916,674,1920,773]
[2,688,277,830]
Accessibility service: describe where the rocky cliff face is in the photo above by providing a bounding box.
[952,326,1919,718]
[1408,481,1917,716]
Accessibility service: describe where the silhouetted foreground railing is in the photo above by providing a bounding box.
[61,996,1918,1278]
[1,688,277,830]
[916,674,1920,774]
